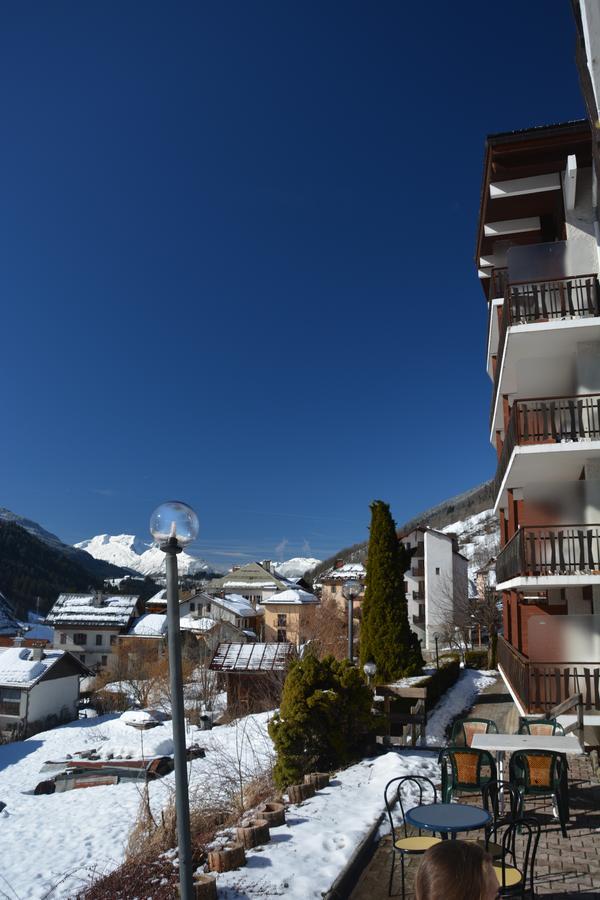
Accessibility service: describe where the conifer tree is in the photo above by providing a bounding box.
[359,500,424,681]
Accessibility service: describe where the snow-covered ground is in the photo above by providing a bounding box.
[0,669,497,899]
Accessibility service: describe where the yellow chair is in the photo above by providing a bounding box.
[384,775,441,897]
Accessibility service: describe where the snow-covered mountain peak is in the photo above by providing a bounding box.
[74,533,210,577]
[274,557,321,579]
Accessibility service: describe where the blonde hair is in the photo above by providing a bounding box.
[415,840,492,900]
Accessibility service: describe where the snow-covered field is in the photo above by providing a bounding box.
[0,669,496,899]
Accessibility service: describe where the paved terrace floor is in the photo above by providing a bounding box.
[350,677,600,899]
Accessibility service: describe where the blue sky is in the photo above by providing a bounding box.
[0,2,586,569]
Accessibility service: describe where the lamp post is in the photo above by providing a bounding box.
[343,579,362,663]
[433,632,440,670]
[363,659,377,688]
[150,500,199,900]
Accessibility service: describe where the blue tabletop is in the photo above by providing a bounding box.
[405,803,491,833]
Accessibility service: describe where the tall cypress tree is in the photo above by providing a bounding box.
[359,500,424,681]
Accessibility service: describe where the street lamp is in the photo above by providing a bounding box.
[433,632,440,670]
[150,500,199,900]
[343,579,362,663]
[363,659,377,687]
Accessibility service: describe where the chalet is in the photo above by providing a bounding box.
[0,646,89,738]
[204,560,295,605]
[209,641,295,714]
[47,592,142,670]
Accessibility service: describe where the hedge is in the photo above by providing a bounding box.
[416,658,461,711]
[464,650,489,669]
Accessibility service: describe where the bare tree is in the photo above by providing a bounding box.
[301,596,349,659]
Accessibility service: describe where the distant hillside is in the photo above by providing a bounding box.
[310,481,496,583]
[0,521,104,618]
[0,507,130,580]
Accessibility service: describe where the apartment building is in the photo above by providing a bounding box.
[260,588,319,647]
[401,527,468,652]
[476,118,600,715]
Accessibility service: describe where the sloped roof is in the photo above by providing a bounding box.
[47,593,140,628]
[260,588,318,606]
[128,613,168,637]
[216,594,263,617]
[209,642,294,672]
[319,562,366,583]
[0,647,88,687]
[179,615,216,633]
[205,562,291,592]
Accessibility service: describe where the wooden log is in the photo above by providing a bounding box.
[193,874,218,899]
[259,801,286,827]
[207,842,246,873]
[303,772,330,790]
[287,782,315,803]
[236,818,270,849]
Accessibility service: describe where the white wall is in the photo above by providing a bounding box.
[424,532,454,650]
[27,676,79,724]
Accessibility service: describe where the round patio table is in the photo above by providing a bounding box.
[405,802,491,839]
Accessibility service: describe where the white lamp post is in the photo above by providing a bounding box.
[150,500,199,900]
[363,659,377,687]
[343,579,362,662]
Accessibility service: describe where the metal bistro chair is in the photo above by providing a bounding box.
[518,717,565,737]
[491,816,541,898]
[478,779,521,860]
[384,775,441,898]
[450,716,499,747]
[509,750,569,838]
[438,747,497,805]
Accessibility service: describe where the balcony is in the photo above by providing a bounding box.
[496,524,600,587]
[411,562,424,578]
[494,393,600,500]
[498,635,600,713]
[490,274,600,432]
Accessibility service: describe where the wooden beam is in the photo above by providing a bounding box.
[564,154,577,211]
[490,173,561,199]
[484,217,541,237]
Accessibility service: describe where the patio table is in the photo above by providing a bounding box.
[405,802,491,840]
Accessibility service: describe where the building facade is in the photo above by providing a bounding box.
[47,592,142,670]
[401,527,469,652]
[318,562,366,611]
[476,119,600,714]
[260,588,319,647]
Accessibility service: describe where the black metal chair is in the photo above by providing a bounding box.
[509,750,569,838]
[490,815,541,898]
[383,775,441,898]
[477,779,521,860]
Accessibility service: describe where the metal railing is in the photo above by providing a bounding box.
[489,274,600,430]
[496,525,600,583]
[494,393,600,499]
[498,636,600,712]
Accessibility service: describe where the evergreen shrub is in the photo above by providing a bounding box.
[268,654,374,789]
[464,650,489,669]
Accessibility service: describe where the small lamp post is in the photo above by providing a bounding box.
[342,579,362,663]
[150,500,199,900]
[433,632,440,670]
[363,659,377,688]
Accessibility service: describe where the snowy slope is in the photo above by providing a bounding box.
[274,557,321,579]
[74,533,211,577]
[442,507,500,584]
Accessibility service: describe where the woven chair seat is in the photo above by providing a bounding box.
[394,836,441,852]
[493,864,523,887]
[463,722,488,746]
[524,753,553,788]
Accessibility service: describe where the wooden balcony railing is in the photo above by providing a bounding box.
[411,563,424,578]
[494,393,600,498]
[491,267,508,298]
[490,274,600,430]
[496,525,600,584]
[498,635,600,712]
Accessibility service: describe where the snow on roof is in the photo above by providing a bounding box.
[179,616,216,633]
[0,648,69,687]
[217,594,262,617]
[209,642,294,672]
[320,563,366,582]
[147,589,167,604]
[128,613,167,637]
[260,588,318,605]
[47,593,140,627]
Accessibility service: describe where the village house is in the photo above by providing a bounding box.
[0,645,89,739]
[260,588,319,647]
[400,526,469,652]
[318,561,366,610]
[46,592,142,670]
[204,560,296,605]
[144,588,200,617]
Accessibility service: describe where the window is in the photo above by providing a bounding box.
[101,656,108,667]
[95,635,103,646]
[0,688,21,717]
[110,635,117,646]
[73,633,87,646]
[435,568,440,575]
[79,654,86,663]
[205,604,211,614]
[277,628,287,642]
[331,584,337,594]
[60,633,67,645]
[190,602,195,612]
[235,618,241,628]
[277,613,287,627]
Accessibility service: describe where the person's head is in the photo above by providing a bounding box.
[415,840,498,900]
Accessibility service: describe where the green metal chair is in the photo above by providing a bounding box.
[449,716,499,747]
[518,717,565,736]
[438,747,497,804]
[509,750,569,838]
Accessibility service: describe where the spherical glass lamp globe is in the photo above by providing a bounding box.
[343,579,362,599]
[149,501,199,547]
[363,660,377,679]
